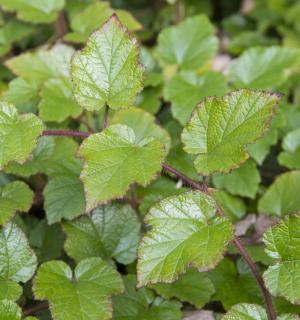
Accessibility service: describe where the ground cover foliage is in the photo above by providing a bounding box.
[0,0,300,319]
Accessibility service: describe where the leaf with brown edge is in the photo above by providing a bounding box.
[78,124,165,211]
[181,89,280,175]
[71,14,144,112]
[137,191,233,287]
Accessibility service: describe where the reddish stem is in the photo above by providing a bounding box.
[40,130,276,320]
[43,129,91,138]
[163,163,276,320]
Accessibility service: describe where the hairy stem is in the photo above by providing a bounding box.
[41,129,276,320]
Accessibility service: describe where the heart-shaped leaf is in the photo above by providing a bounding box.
[33,257,123,320]
[64,203,141,264]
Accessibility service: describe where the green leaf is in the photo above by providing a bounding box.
[156,15,218,70]
[113,275,182,320]
[278,128,300,169]
[112,108,171,151]
[151,269,215,308]
[248,128,278,165]
[44,175,85,224]
[0,19,35,57]
[39,78,82,123]
[136,177,186,215]
[181,90,279,175]
[0,0,64,23]
[0,223,37,301]
[212,160,261,199]
[78,124,165,211]
[6,44,74,84]
[0,101,44,170]
[209,258,261,310]
[33,257,124,320]
[5,137,82,178]
[229,47,299,89]
[164,71,227,125]
[71,15,144,112]
[223,303,268,320]
[29,220,65,262]
[212,190,246,222]
[0,300,21,320]
[136,86,162,114]
[63,203,140,265]
[263,214,300,304]
[137,191,233,286]
[258,171,300,216]
[3,78,39,112]
[65,2,142,43]
[0,181,34,225]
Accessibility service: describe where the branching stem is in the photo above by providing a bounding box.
[41,129,276,320]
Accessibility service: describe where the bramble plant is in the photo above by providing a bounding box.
[0,1,300,320]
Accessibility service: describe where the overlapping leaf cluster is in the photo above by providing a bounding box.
[0,1,300,319]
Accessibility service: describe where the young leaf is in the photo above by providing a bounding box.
[229,47,299,89]
[64,2,142,43]
[223,303,268,320]
[38,78,82,123]
[0,0,65,24]
[263,214,300,304]
[78,124,165,211]
[137,191,233,286]
[71,15,144,111]
[0,300,21,320]
[63,203,141,265]
[164,71,227,125]
[181,90,280,175]
[212,160,261,199]
[258,171,300,216]
[113,275,182,320]
[0,181,34,225]
[0,223,37,301]
[33,257,124,320]
[156,15,218,70]
[0,101,44,169]
[112,108,171,151]
[151,269,215,308]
